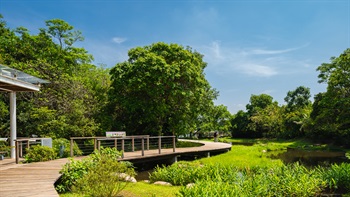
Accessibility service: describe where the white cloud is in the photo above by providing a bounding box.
[251,44,309,55]
[112,37,127,44]
[238,64,278,77]
[200,41,309,77]
[79,38,129,67]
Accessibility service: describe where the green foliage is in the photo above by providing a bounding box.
[284,86,311,111]
[319,163,350,193]
[56,158,93,193]
[73,155,136,197]
[177,163,324,197]
[305,49,350,146]
[52,138,82,158]
[109,42,218,136]
[176,141,202,148]
[0,140,10,157]
[196,104,232,135]
[0,16,109,138]
[150,161,206,185]
[56,147,133,194]
[246,94,274,115]
[24,145,57,163]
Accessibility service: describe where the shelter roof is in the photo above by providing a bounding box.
[0,64,49,92]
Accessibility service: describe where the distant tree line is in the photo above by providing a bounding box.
[231,49,350,147]
[0,16,348,147]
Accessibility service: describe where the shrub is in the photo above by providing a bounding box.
[73,156,136,197]
[52,138,82,158]
[24,145,57,163]
[56,147,135,195]
[0,140,10,157]
[55,158,92,193]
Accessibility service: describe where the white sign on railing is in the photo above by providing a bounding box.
[106,131,126,137]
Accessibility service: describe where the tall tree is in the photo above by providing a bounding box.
[196,104,232,136]
[306,49,350,146]
[246,94,274,115]
[0,16,109,138]
[284,86,311,111]
[109,42,218,136]
[283,86,312,138]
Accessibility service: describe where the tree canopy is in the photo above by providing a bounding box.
[0,16,109,138]
[108,42,218,136]
[305,49,350,146]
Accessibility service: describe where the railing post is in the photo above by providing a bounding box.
[15,141,19,164]
[141,137,144,156]
[97,140,101,151]
[114,139,118,149]
[121,138,125,158]
[26,140,30,150]
[131,137,135,152]
[70,138,74,157]
[94,138,97,150]
[158,136,161,154]
[147,136,149,150]
[173,136,176,152]
[19,141,23,157]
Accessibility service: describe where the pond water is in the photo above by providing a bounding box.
[269,148,350,167]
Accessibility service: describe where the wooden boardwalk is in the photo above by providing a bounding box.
[0,140,231,197]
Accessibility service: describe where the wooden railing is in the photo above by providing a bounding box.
[70,136,176,158]
[14,138,50,164]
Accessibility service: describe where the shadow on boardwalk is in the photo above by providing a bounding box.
[0,140,231,197]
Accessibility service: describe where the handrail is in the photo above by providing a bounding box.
[12,136,177,164]
[14,138,49,164]
[70,136,176,158]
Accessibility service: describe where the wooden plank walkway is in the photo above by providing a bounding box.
[0,140,231,197]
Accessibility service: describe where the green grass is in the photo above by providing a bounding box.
[219,137,349,151]
[60,138,350,196]
[200,138,293,168]
[60,182,181,197]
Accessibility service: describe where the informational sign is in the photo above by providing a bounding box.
[41,138,52,148]
[106,131,126,137]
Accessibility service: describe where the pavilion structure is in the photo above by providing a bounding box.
[0,64,48,158]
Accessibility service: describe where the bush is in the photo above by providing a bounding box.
[55,158,92,193]
[24,145,57,163]
[0,140,10,157]
[52,138,82,158]
[56,147,135,195]
[73,156,136,197]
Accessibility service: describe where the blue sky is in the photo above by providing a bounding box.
[1,0,349,113]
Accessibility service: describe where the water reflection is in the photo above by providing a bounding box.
[269,148,349,167]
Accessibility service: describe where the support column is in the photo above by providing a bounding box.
[10,92,16,159]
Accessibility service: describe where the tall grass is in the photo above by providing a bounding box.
[319,163,350,193]
[151,162,325,197]
[150,140,350,196]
